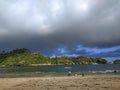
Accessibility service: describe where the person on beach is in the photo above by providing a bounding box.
[68,71,72,76]
[75,73,78,76]
[82,73,84,77]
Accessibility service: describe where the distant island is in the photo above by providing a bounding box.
[0,48,119,66]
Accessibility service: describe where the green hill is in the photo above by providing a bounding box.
[113,59,120,64]
[0,48,108,66]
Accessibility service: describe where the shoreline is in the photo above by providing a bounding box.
[0,64,64,67]
[0,63,117,67]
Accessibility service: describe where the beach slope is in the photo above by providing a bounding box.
[0,76,120,90]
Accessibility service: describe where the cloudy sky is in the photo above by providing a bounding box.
[0,0,120,61]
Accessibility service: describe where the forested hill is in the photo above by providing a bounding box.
[0,48,108,66]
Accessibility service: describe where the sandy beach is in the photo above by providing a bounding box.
[0,75,120,90]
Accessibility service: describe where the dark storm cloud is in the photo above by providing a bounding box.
[48,45,120,60]
[0,0,120,58]
[90,48,120,58]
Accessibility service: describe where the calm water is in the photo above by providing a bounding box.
[0,64,120,77]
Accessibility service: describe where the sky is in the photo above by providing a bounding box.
[0,0,120,61]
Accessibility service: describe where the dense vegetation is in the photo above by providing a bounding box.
[0,48,108,66]
[113,59,120,64]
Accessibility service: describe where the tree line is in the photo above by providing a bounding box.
[0,48,118,66]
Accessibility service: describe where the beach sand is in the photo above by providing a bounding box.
[0,75,120,90]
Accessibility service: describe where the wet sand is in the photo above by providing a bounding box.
[0,75,120,90]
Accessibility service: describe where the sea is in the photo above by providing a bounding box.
[0,64,120,77]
